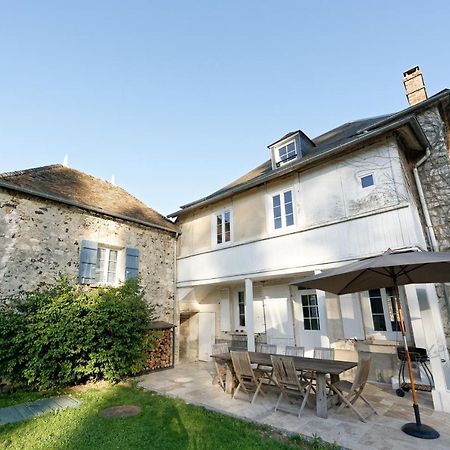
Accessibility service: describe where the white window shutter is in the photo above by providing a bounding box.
[219,289,231,331]
[253,285,266,333]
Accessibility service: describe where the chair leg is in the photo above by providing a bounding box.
[330,385,367,423]
[274,392,283,412]
[233,382,241,400]
[359,393,378,415]
[298,382,313,417]
[251,379,264,405]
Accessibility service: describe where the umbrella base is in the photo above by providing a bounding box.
[401,422,440,439]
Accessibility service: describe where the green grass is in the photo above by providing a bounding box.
[0,383,337,450]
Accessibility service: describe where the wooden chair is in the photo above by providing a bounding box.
[212,343,229,391]
[314,347,335,360]
[327,355,378,422]
[271,355,313,417]
[231,351,266,404]
[285,346,305,357]
[258,343,277,382]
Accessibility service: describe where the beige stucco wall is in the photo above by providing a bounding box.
[0,188,176,323]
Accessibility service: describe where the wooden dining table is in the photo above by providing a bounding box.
[212,351,357,419]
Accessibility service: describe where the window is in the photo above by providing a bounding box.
[301,293,320,330]
[272,190,294,229]
[360,174,374,188]
[276,140,297,167]
[79,240,139,285]
[215,209,232,245]
[96,247,118,284]
[238,291,246,327]
[368,288,401,333]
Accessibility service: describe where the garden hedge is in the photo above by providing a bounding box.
[0,278,154,390]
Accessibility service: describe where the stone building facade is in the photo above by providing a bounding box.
[0,165,179,323]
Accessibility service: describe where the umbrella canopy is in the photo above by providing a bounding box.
[291,248,450,440]
[292,250,450,294]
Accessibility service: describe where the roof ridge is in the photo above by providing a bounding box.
[0,164,63,179]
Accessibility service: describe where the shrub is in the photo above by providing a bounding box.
[0,278,155,390]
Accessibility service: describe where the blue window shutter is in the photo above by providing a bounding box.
[79,240,98,284]
[125,247,139,280]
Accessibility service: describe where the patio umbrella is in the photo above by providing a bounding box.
[292,249,450,440]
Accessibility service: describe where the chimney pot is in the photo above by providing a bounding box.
[403,66,428,106]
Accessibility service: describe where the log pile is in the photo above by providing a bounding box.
[145,330,172,370]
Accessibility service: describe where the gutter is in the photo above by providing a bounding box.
[169,115,429,218]
[0,180,180,236]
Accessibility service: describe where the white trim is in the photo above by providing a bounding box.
[274,139,297,167]
[95,246,121,286]
[266,187,297,234]
[298,289,323,332]
[211,207,233,247]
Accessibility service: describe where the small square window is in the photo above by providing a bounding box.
[361,174,374,188]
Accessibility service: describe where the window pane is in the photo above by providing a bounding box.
[272,194,281,207]
[224,211,231,242]
[96,247,106,283]
[386,288,401,332]
[286,142,296,158]
[301,294,320,330]
[279,146,287,161]
[361,174,374,188]
[238,291,245,327]
[369,289,387,331]
[216,214,223,244]
[369,295,384,314]
[373,315,387,331]
[274,217,282,229]
[285,214,294,226]
[107,250,117,283]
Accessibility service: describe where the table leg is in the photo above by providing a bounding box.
[225,362,235,395]
[330,374,341,406]
[316,373,328,419]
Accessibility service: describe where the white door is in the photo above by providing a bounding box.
[296,289,329,357]
[263,286,295,353]
[198,312,216,361]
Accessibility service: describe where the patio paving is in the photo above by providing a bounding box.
[138,361,450,450]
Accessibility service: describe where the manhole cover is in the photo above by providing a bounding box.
[173,377,193,383]
[100,405,142,418]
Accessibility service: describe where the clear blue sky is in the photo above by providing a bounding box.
[1,1,449,215]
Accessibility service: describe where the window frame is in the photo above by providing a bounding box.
[275,139,297,167]
[212,208,233,247]
[234,290,246,331]
[364,287,406,339]
[268,187,296,232]
[360,172,375,189]
[95,245,120,286]
[299,290,321,331]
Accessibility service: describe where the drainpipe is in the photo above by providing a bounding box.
[172,232,180,364]
[413,149,439,251]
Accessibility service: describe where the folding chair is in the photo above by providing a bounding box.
[327,355,378,422]
[258,343,277,383]
[231,351,266,404]
[211,343,229,391]
[271,355,313,417]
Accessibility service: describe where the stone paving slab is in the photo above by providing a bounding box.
[138,361,450,450]
[0,396,80,425]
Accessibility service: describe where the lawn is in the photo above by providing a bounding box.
[0,383,337,450]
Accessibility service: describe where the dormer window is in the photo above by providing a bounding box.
[277,140,297,167]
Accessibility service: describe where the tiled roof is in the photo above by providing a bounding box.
[171,89,450,216]
[0,164,178,233]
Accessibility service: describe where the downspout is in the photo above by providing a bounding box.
[172,231,180,364]
[413,149,439,251]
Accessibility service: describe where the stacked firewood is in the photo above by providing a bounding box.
[145,330,172,370]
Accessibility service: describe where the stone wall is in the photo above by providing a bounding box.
[0,188,177,324]
[416,105,450,346]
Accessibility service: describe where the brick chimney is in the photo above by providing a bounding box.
[403,66,428,106]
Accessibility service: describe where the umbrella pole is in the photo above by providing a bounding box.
[394,284,439,439]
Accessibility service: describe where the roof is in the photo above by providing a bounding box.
[170,89,450,217]
[0,164,178,234]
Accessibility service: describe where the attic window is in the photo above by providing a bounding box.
[361,174,374,188]
[276,140,297,167]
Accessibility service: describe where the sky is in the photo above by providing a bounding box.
[1,1,450,215]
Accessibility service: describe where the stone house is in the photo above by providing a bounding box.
[169,67,450,413]
[0,164,179,323]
